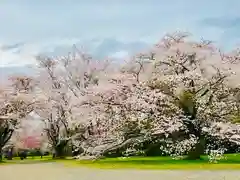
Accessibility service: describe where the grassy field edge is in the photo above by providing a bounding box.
[2,154,240,170]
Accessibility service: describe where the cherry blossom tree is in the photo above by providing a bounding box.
[15,135,42,151]
[148,32,240,159]
[0,76,36,161]
[81,32,240,160]
[33,47,109,158]
[3,33,237,162]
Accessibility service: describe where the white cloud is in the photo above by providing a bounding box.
[0,37,150,68]
[109,51,129,59]
[0,46,37,67]
[0,38,81,67]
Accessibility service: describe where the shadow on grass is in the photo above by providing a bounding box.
[0,157,57,165]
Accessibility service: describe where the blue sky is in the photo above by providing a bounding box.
[0,0,240,70]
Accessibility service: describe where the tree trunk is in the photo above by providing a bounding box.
[0,147,3,161]
[7,148,13,160]
[52,140,68,159]
[55,146,65,158]
[184,116,205,160]
[186,137,205,160]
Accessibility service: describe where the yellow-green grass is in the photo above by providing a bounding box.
[61,154,240,170]
[2,154,240,170]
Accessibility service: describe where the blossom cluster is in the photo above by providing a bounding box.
[2,32,240,161]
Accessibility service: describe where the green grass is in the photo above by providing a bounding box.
[0,155,55,165]
[2,154,240,170]
[62,154,240,170]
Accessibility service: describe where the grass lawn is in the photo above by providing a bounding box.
[0,155,55,164]
[1,154,240,170]
[64,154,240,170]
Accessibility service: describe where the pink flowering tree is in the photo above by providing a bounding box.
[13,118,45,150]
[147,32,240,159]
[6,33,238,162]
[33,47,109,158]
[15,135,42,150]
[0,76,36,161]
[81,32,240,160]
